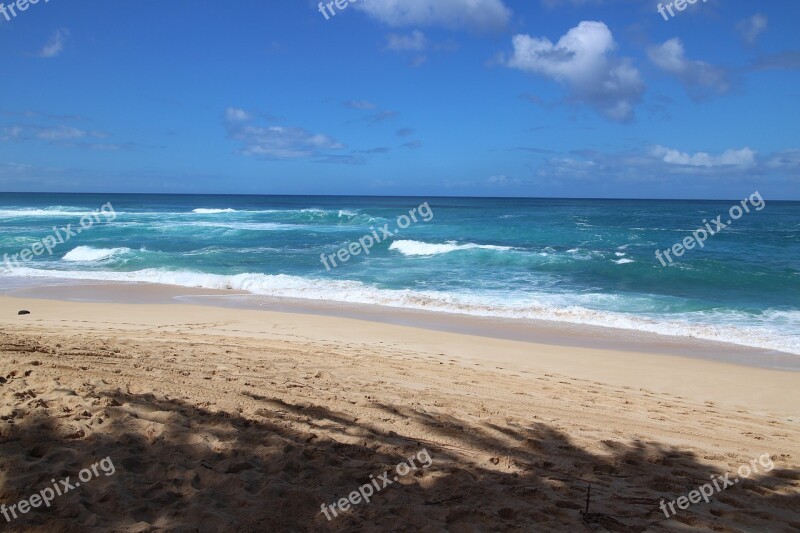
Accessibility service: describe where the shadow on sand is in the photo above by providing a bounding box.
[1,378,799,532]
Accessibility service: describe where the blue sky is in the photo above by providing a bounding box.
[0,0,798,199]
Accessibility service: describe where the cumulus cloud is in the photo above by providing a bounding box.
[355,0,511,32]
[648,38,730,99]
[224,107,345,160]
[530,145,800,198]
[651,145,756,168]
[533,144,764,189]
[505,21,644,122]
[737,14,768,46]
[39,29,69,58]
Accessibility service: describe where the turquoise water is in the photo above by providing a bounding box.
[1,193,798,354]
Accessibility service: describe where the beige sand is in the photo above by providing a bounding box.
[0,294,798,531]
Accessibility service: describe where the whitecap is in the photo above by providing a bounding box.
[191,208,238,214]
[389,240,513,256]
[62,246,131,262]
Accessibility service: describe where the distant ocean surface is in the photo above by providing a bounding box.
[1,193,798,355]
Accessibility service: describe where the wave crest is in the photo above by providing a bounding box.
[191,208,238,214]
[389,240,513,257]
[62,246,131,262]
[0,207,87,218]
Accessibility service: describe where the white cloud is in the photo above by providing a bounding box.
[385,30,458,67]
[224,108,345,160]
[36,125,91,141]
[409,54,428,67]
[532,145,772,191]
[648,38,730,99]
[505,21,644,122]
[766,149,800,169]
[386,30,428,51]
[737,14,768,46]
[1,124,106,143]
[224,107,251,122]
[488,175,520,185]
[355,0,511,31]
[39,29,69,58]
[652,146,756,168]
[0,126,23,142]
[529,146,800,198]
[507,21,614,81]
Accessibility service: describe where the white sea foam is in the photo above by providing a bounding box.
[613,258,635,264]
[1,265,797,355]
[191,208,238,214]
[62,246,131,262]
[389,240,513,256]
[187,221,297,231]
[0,208,87,218]
[1,265,798,355]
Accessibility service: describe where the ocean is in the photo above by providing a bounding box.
[1,193,798,355]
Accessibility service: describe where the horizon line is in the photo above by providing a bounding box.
[1,191,796,202]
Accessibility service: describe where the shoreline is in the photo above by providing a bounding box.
[1,292,799,418]
[2,278,798,371]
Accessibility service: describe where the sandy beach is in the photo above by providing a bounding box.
[0,292,798,532]
[4,0,800,531]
